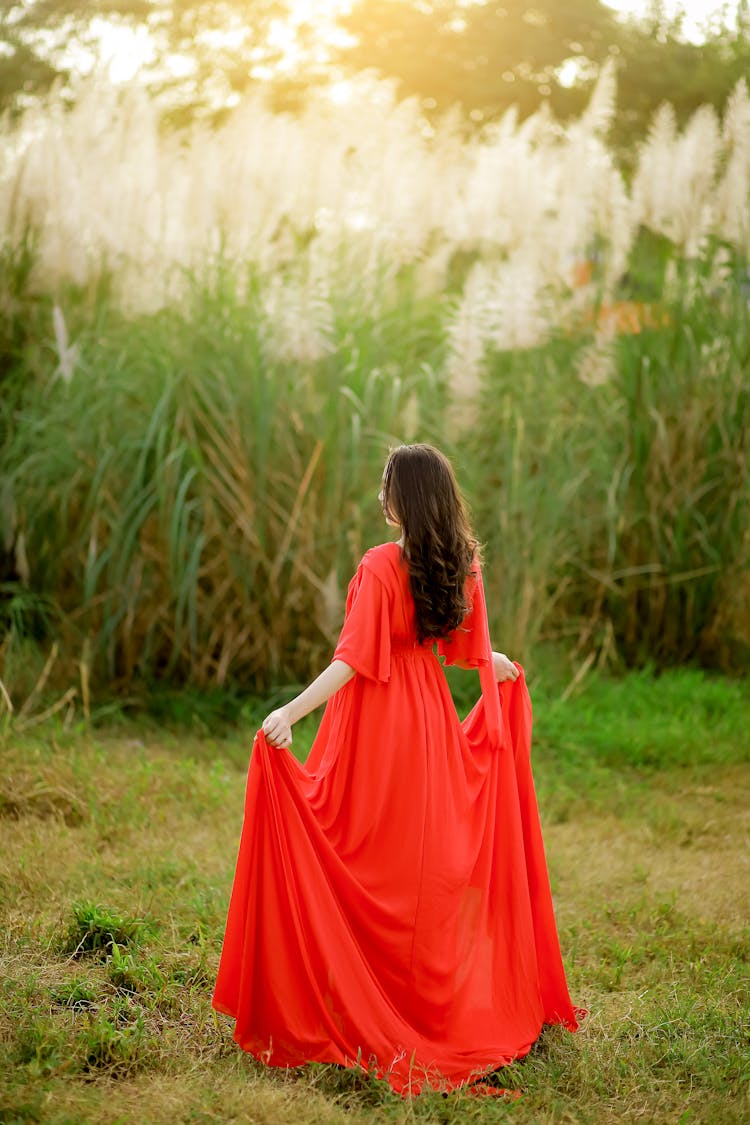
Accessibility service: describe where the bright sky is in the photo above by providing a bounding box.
[58,0,743,87]
[604,0,742,41]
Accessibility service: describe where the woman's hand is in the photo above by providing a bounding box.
[492,652,520,683]
[262,706,293,749]
[259,662,355,751]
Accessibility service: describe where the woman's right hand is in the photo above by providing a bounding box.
[492,652,520,682]
[262,706,293,749]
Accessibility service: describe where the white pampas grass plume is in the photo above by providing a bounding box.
[399,392,420,442]
[315,567,344,642]
[0,66,743,349]
[633,102,721,255]
[578,58,618,139]
[51,305,79,385]
[576,325,617,387]
[632,102,677,233]
[444,266,494,434]
[716,79,750,254]
[486,258,551,352]
[261,276,334,365]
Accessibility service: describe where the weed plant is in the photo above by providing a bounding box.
[59,902,155,959]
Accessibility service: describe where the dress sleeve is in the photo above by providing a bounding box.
[438,564,503,746]
[331,561,391,683]
[437,568,486,669]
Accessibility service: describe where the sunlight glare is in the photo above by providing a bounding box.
[198,27,250,52]
[327,79,355,105]
[286,0,355,27]
[603,0,741,42]
[250,1,356,79]
[90,18,155,84]
[557,58,581,89]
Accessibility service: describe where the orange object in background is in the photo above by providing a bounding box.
[213,542,580,1095]
[571,258,670,336]
[572,258,595,288]
[596,301,670,335]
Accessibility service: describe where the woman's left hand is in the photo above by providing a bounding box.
[262,706,293,749]
[492,652,520,682]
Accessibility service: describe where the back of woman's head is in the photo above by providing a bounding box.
[381,444,478,643]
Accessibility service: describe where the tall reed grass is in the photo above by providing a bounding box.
[2,68,749,328]
[1,267,441,688]
[469,246,750,669]
[1,71,748,693]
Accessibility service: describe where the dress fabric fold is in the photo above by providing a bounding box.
[212,541,579,1094]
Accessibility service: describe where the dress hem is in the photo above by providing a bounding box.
[211,1000,580,1097]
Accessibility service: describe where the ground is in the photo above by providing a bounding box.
[0,668,748,1124]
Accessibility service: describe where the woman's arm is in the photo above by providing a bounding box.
[262,659,356,748]
[453,651,519,681]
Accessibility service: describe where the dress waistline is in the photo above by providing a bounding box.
[390,642,436,659]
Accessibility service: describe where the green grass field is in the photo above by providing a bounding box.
[1,668,748,1124]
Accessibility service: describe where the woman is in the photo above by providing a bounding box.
[212,443,580,1095]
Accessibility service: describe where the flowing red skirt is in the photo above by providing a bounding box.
[212,662,580,1095]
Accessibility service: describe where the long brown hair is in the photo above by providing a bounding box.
[381,444,478,643]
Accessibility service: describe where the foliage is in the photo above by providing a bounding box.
[0,75,748,693]
[465,251,750,669]
[0,0,286,119]
[590,279,750,667]
[50,978,98,1010]
[339,1,750,151]
[59,902,155,958]
[0,275,431,689]
[3,267,747,693]
[2,0,750,155]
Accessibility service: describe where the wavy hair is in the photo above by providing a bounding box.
[381,444,479,643]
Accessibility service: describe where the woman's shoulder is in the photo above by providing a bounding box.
[364,540,401,560]
[359,541,403,581]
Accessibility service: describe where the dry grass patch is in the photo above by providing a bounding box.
[548,764,750,934]
[0,689,748,1123]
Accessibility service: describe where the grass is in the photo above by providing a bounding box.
[2,252,748,705]
[2,85,749,698]
[0,667,748,1123]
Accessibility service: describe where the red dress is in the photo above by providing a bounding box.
[212,542,580,1094]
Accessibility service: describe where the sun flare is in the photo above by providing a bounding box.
[286,0,354,25]
[58,0,744,93]
[79,0,358,88]
[604,0,742,42]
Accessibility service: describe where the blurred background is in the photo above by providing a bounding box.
[1,0,749,704]
[3,14,748,1121]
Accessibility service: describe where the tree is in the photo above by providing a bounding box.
[613,5,750,149]
[333,1,750,148]
[0,0,288,117]
[335,0,620,123]
[2,0,749,145]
